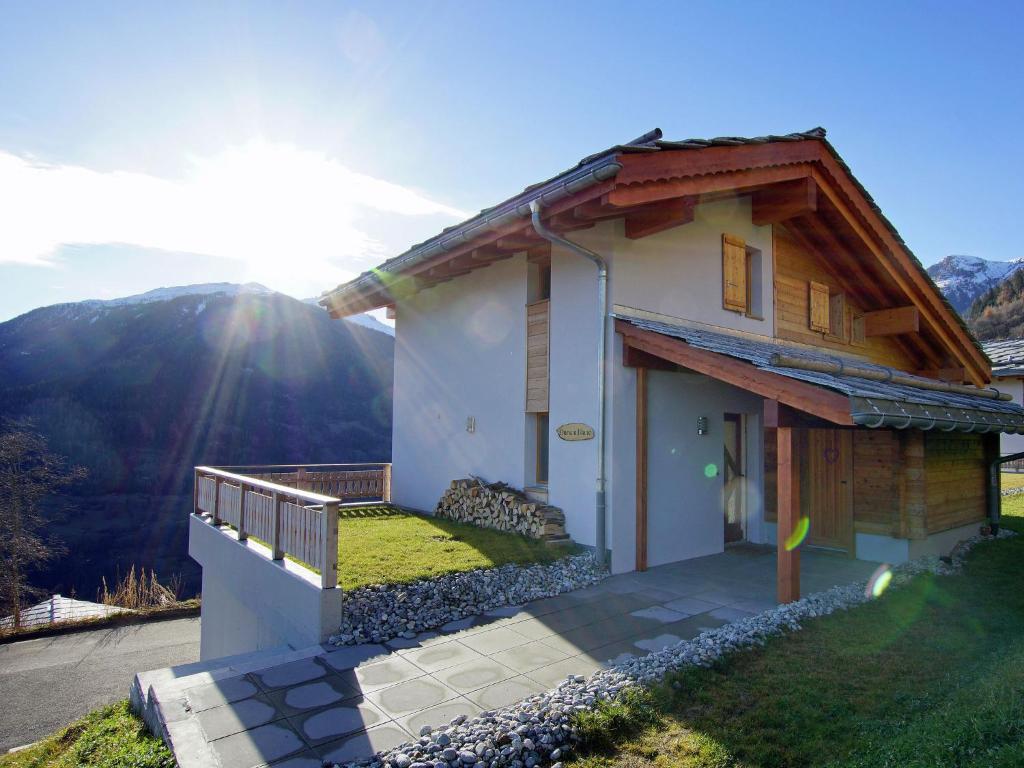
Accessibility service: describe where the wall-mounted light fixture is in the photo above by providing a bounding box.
[696,416,709,436]
[466,416,476,434]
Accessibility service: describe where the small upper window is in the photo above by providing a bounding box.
[722,234,763,319]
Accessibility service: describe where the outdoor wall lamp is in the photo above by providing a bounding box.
[696,416,709,436]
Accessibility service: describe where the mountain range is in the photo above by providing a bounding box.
[925,255,1024,314]
[0,284,394,598]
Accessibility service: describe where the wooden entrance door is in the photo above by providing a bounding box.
[800,429,854,552]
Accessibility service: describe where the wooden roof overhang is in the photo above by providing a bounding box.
[321,136,990,386]
[617,319,854,426]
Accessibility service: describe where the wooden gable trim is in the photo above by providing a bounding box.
[606,164,815,208]
[616,320,853,426]
[808,160,990,386]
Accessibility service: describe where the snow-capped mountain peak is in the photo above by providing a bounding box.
[926,255,1024,313]
[89,282,276,307]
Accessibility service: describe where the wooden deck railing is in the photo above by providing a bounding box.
[212,463,392,503]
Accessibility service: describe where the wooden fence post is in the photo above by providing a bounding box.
[297,467,310,492]
[320,501,339,590]
[213,476,223,525]
[237,482,248,541]
[271,492,284,559]
[193,468,199,516]
[382,464,392,503]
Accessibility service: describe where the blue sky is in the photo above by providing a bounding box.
[1,0,1022,321]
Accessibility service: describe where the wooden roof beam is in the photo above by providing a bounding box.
[607,164,814,208]
[752,178,818,225]
[624,197,696,240]
[864,306,920,337]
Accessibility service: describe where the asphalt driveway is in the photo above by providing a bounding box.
[0,617,200,752]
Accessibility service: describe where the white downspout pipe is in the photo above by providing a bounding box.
[529,200,608,568]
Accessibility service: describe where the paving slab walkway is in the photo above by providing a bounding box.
[156,546,877,768]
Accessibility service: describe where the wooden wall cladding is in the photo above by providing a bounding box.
[773,225,914,369]
[852,430,900,535]
[924,432,986,533]
[526,299,550,413]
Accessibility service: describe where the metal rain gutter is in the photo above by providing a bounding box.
[850,397,1024,434]
[529,199,609,569]
[321,156,623,310]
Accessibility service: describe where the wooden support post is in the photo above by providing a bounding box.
[777,426,801,603]
[321,501,339,590]
[193,469,199,516]
[271,492,284,560]
[635,367,648,571]
[296,466,310,492]
[382,464,392,503]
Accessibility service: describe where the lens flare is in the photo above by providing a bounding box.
[784,516,810,551]
[866,564,893,598]
[704,463,718,478]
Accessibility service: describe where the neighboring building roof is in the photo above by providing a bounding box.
[617,314,1024,434]
[0,594,130,630]
[983,339,1024,377]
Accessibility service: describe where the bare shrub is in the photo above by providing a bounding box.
[98,566,182,610]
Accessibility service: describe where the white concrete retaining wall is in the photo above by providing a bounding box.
[189,515,341,660]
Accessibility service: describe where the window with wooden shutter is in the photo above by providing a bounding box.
[809,281,830,333]
[525,300,550,412]
[722,234,748,312]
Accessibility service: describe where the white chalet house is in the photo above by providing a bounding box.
[321,127,1024,603]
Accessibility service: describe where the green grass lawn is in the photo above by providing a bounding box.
[335,507,579,591]
[0,701,173,768]
[571,502,1024,768]
[1002,470,1024,491]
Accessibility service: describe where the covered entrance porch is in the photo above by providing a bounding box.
[619,314,1024,603]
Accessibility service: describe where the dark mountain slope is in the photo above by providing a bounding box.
[0,291,393,596]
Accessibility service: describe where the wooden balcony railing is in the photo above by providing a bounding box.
[192,463,390,589]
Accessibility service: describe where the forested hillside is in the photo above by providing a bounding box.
[966,269,1024,341]
[0,289,394,597]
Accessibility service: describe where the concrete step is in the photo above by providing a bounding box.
[131,642,328,768]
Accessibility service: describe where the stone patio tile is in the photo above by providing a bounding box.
[266,675,360,717]
[526,656,601,689]
[208,721,306,768]
[186,675,261,712]
[466,675,546,711]
[484,604,525,618]
[630,606,690,623]
[366,676,460,719]
[689,589,748,606]
[662,596,723,615]
[729,597,777,614]
[546,613,661,654]
[633,632,686,653]
[352,656,424,693]
[385,633,439,651]
[507,618,558,641]
[255,659,327,691]
[526,604,607,634]
[520,594,582,617]
[266,750,322,768]
[289,697,389,746]
[537,632,588,657]
[458,626,532,655]
[490,640,569,674]
[707,605,756,622]
[440,616,476,632]
[433,657,517,694]
[585,639,644,667]
[403,639,484,673]
[635,586,694,602]
[197,696,284,741]
[315,723,413,764]
[399,697,481,737]
[319,644,390,672]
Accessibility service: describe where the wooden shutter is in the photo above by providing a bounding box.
[809,281,830,332]
[829,293,846,339]
[526,300,550,413]
[851,311,866,345]
[722,234,748,312]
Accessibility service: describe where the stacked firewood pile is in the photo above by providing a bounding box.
[435,478,568,541]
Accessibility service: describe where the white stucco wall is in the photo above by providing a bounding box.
[391,257,528,512]
[388,198,776,565]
